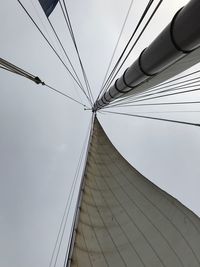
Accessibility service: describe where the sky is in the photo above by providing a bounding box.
[0,0,200,267]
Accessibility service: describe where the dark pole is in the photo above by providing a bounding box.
[94,0,200,111]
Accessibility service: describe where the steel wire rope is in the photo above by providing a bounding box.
[31,0,83,106]
[50,117,93,267]
[98,0,155,100]
[105,100,200,109]
[120,76,200,101]
[62,115,94,267]
[0,65,36,81]
[0,59,88,108]
[62,0,94,104]
[106,109,200,114]
[59,2,72,35]
[0,57,87,107]
[50,139,86,267]
[111,81,200,106]
[0,62,33,77]
[119,68,200,105]
[101,0,163,97]
[101,110,200,128]
[97,0,135,100]
[46,17,86,94]
[103,86,200,110]
[44,84,88,108]
[17,0,92,106]
[150,68,200,89]
[30,0,60,54]
[104,81,200,108]
[112,68,200,106]
[48,163,82,267]
[59,0,93,104]
[99,67,200,109]
[72,78,84,106]
[59,0,94,105]
[141,75,200,95]
[118,86,200,105]
[98,0,155,99]
[53,146,87,267]
[0,57,37,79]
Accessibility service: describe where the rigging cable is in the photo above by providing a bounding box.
[115,86,200,105]
[113,68,200,107]
[101,110,200,128]
[120,75,200,101]
[30,0,59,54]
[143,75,200,94]
[46,17,86,93]
[97,0,135,100]
[113,81,200,105]
[48,116,93,267]
[101,0,163,96]
[100,67,200,108]
[63,114,95,267]
[0,65,37,81]
[31,0,87,105]
[107,100,200,109]
[0,57,45,84]
[99,0,154,97]
[98,0,156,99]
[59,0,94,105]
[0,57,87,108]
[150,68,200,89]
[61,0,94,103]
[107,110,200,114]
[105,81,200,108]
[105,87,200,109]
[45,84,88,107]
[49,119,90,267]
[117,69,200,105]
[118,101,200,108]
[63,0,94,104]
[17,0,91,106]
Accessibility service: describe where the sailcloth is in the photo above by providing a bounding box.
[68,118,200,267]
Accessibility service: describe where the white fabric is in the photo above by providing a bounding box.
[69,118,200,267]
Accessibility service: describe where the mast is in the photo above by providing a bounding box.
[8,2,200,266]
[93,0,200,111]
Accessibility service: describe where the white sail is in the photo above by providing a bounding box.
[67,117,200,267]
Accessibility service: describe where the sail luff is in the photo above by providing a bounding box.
[66,114,95,267]
[67,117,200,267]
[93,0,200,111]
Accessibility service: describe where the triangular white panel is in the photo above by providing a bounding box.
[68,118,200,267]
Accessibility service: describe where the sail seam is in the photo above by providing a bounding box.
[105,149,200,265]
[98,162,169,267]
[91,166,147,267]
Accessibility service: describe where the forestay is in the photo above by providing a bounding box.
[67,118,200,267]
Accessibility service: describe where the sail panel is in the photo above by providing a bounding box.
[38,0,59,17]
[68,118,200,267]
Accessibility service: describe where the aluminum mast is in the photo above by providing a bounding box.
[93,0,200,111]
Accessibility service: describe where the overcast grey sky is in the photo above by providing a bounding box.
[1,0,200,267]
